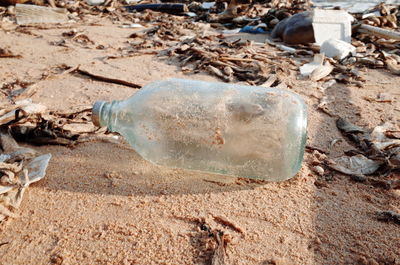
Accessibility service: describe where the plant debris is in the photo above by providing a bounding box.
[163,36,294,85]
[0,47,21,58]
[213,215,245,235]
[376,211,400,225]
[326,118,400,188]
[67,65,143,89]
[0,129,51,222]
[198,219,230,265]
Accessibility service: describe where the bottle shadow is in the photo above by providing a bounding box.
[35,141,296,197]
[308,81,400,264]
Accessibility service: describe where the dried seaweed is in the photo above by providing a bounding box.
[376,211,400,225]
[327,118,400,188]
[68,66,142,89]
[199,221,230,265]
[0,48,22,58]
[210,230,228,265]
[164,36,292,85]
[213,215,245,235]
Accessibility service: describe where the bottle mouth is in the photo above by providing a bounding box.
[92,101,106,127]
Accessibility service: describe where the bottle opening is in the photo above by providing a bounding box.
[92,101,106,127]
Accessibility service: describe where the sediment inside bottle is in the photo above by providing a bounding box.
[130,87,292,179]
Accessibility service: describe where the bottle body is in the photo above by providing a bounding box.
[94,78,307,181]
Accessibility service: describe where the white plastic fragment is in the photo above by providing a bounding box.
[321,39,356,60]
[120,23,144,29]
[312,9,354,45]
[21,103,47,115]
[23,154,52,185]
[329,154,383,175]
[370,123,400,151]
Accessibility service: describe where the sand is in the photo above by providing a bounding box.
[0,15,399,265]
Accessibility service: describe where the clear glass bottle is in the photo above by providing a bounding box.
[92,78,307,181]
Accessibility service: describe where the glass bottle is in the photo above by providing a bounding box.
[92,78,307,181]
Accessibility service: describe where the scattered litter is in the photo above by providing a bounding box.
[15,4,69,25]
[321,39,356,60]
[331,118,400,181]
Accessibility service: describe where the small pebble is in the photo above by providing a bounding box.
[313,166,325,176]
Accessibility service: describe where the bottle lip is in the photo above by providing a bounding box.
[92,101,106,127]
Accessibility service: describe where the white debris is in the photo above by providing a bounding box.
[202,2,215,9]
[321,39,356,60]
[312,9,354,45]
[86,0,105,5]
[300,54,325,77]
[328,154,383,175]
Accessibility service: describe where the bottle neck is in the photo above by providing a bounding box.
[99,100,120,132]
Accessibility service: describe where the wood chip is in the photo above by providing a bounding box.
[213,215,245,234]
